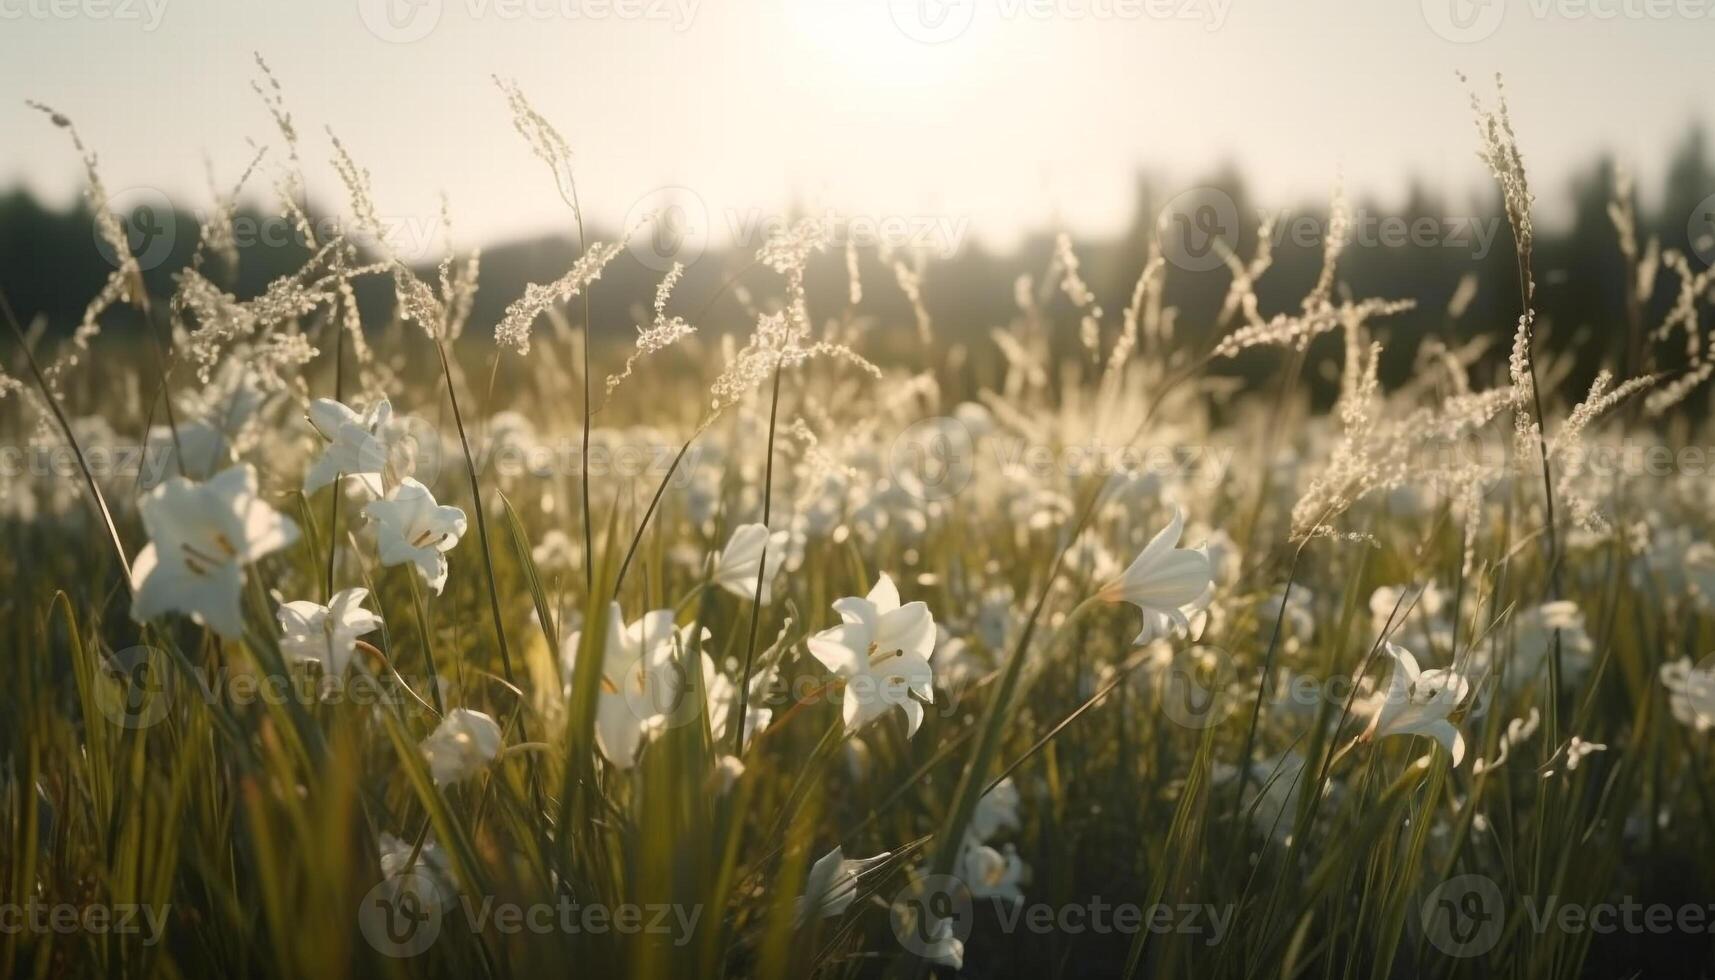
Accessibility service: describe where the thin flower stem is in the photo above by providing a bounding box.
[735,356,785,755]
[324,326,344,602]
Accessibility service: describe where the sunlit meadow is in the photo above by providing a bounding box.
[5,64,1715,980]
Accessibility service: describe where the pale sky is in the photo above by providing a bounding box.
[2,0,1708,258]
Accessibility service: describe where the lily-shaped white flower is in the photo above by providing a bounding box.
[712,523,788,605]
[794,845,892,925]
[1491,600,1594,695]
[377,832,458,913]
[807,574,938,736]
[1096,508,1214,645]
[706,658,774,751]
[562,603,704,769]
[130,463,300,638]
[1660,657,1715,731]
[969,777,1022,842]
[364,479,467,595]
[960,842,1029,905]
[276,587,383,677]
[143,419,232,486]
[1362,642,1472,766]
[420,708,504,785]
[305,396,394,497]
[918,915,965,970]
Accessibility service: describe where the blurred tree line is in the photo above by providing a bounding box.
[2,129,1711,412]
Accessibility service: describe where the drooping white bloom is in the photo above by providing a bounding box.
[1560,736,1607,772]
[1472,708,1541,775]
[377,832,458,913]
[142,365,269,487]
[916,913,965,969]
[143,419,232,486]
[806,573,939,736]
[420,708,504,785]
[531,529,578,572]
[706,657,774,751]
[1490,600,1595,695]
[561,604,705,769]
[364,479,467,595]
[1660,657,1715,731]
[794,845,891,925]
[1096,509,1214,645]
[712,755,745,794]
[130,463,300,638]
[304,396,394,497]
[1369,582,1455,653]
[276,588,383,677]
[1362,642,1472,766]
[960,842,1029,905]
[968,778,1022,842]
[712,522,788,605]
